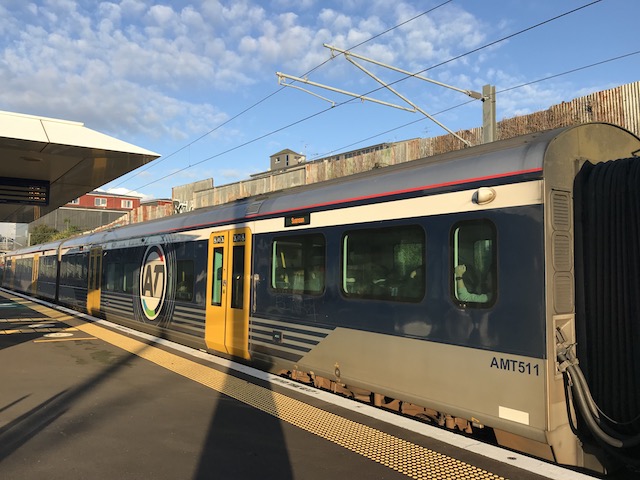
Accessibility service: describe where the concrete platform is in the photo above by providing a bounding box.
[0,290,600,480]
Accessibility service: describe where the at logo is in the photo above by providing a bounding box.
[140,245,167,320]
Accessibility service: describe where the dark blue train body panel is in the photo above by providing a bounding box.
[252,204,545,359]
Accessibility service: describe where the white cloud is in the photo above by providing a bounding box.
[0,0,514,182]
[318,9,352,30]
[271,0,315,10]
[146,4,176,25]
[0,1,494,110]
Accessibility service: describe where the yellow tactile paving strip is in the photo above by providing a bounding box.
[8,295,506,480]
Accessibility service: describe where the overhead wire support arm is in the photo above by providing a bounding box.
[276,72,418,113]
[276,42,491,147]
[277,74,336,107]
[340,52,472,147]
[324,44,484,101]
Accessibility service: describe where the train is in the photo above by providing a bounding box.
[2,122,640,474]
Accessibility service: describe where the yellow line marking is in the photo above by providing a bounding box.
[74,321,506,480]
[33,337,98,343]
[0,292,506,479]
[0,319,54,323]
[0,327,79,335]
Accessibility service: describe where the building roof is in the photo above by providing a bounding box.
[85,191,142,199]
[270,148,302,158]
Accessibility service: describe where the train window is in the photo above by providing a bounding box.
[88,255,95,290]
[123,263,136,293]
[38,256,56,281]
[211,247,224,306]
[176,260,194,302]
[81,255,88,281]
[121,263,135,293]
[4,258,12,285]
[60,257,69,281]
[342,225,425,302]
[15,258,33,290]
[59,258,67,280]
[45,256,56,279]
[230,246,245,309]
[451,220,496,307]
[59,254,86,287]
[72,257,79,280]
[105,263,123,292]
[271,234,325,295]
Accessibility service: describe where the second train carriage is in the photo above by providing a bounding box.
[3,122,640,474]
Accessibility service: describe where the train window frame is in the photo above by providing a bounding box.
[270,233,326,295]
[341,224,425,303]
[451,219,497,308]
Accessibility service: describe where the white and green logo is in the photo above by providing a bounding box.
[140,245,167,320]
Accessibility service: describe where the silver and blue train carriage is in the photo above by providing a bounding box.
[2,122,640,474]
[1,240,61,298]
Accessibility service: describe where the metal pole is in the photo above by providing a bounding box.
[482,84,496,144]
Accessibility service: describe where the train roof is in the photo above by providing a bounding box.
[15,122,640,253]
[6,239,64,256]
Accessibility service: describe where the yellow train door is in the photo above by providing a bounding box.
[205,228,252,359]
[32,254,40,295]
[87,247,102,315]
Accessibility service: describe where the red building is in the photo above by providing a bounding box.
[66,191,141,211]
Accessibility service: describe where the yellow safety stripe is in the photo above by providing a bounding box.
[4,294,506,480]
[78,321,505,480]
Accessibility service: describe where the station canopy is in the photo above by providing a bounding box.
[0,110,160,223]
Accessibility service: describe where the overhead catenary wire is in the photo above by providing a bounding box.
[121,0,605,195]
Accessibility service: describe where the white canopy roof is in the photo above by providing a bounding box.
[0,110,160,223]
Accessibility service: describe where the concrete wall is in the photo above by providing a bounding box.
[172,178,213,213]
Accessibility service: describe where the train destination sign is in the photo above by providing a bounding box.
[284,213,310,227]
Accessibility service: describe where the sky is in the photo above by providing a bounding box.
[0,0,638,208]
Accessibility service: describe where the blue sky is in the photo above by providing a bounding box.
[0,0,638,203]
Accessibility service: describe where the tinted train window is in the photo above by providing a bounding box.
[271,234,325,295]
[105,263,123,291]
[38,256,56,281]
[3,259,12,286]
[104,257,137,293]
[231,246,245,309]
[176,260,194,301]
[452,220,496,307]
[342,225,425,302]
[123,263,136,293]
